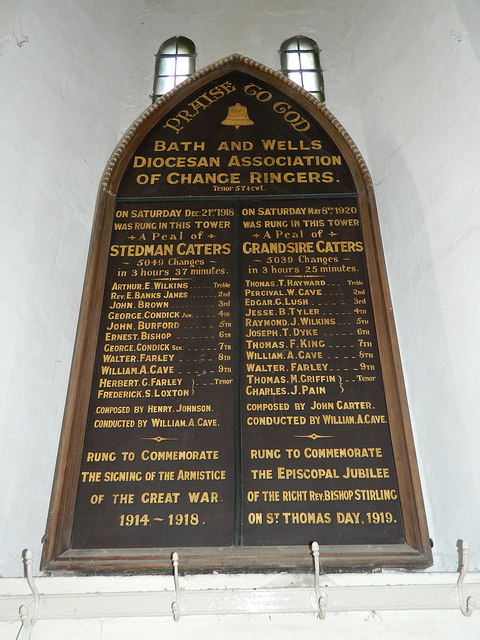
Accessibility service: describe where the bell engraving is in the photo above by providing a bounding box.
[221,103,254,129]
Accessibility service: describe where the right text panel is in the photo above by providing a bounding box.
[240,199,405,546]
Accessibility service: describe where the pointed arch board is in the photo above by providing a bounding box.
[41,55,431,572]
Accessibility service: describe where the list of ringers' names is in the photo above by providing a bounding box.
[72,203,236,548]
[240,200,405,546]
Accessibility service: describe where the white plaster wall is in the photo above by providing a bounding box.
[3,610,480,640]
[1,0,480,635]
[455,0,480,65]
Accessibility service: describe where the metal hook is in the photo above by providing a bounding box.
[16,549,39,640]
[310,541,327,619]
[16,605,31,640]
[23,549,40,625]
[171,552,181,621]
[457,540,476,617]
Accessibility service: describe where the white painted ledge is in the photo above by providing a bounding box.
[0,573,479,621]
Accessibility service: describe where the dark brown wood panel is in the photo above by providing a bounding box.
[41,55,431,573]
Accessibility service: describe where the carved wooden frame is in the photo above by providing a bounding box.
[41,55,432,573]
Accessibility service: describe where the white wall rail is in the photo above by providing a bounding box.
[1,542,478,638]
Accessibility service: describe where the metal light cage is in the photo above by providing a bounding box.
[280,35,325,103]
[152,36,196,101]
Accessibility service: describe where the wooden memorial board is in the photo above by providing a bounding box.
[42,55,432,572]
